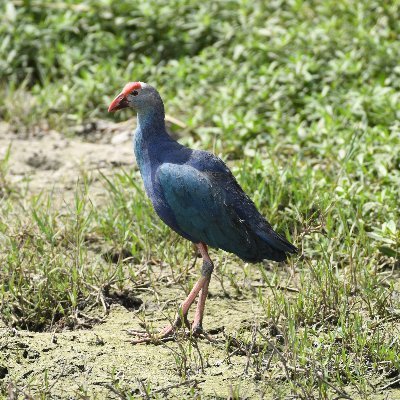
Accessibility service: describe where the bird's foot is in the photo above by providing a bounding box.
[191,322,203,336]
[127,315,191,345]
[127,325,175,344]
[127,322,219,344]
[190,323,218,343]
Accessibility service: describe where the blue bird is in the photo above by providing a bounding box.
[109,82,297,342]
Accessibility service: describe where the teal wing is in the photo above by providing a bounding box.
[156,163,258,256]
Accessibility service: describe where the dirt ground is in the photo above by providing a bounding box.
[0,120,134,201]
[1,122,400,399]
[0,296,274,399]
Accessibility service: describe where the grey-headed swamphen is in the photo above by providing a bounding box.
[108,82,297,343]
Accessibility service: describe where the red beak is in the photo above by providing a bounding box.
[108,93,129,112]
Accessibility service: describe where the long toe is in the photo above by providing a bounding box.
[131,333,175,345]
[125,328,150,337]
[128,323,178,345]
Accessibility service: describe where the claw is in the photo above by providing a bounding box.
[128,322,220,344]
[129,324,176,344]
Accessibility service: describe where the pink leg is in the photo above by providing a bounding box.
[159,275,207,336]
[129,242,214,344]
[192,243,214,334]
[192,277,211,333]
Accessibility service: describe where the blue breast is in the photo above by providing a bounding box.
[133,118,197,242]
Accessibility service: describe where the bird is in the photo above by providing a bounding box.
[108,82,297,343]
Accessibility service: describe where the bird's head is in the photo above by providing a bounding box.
[108,82,162,113]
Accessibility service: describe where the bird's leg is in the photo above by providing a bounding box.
[166,275,207,333]
[191,243,214,335]
[129,243,213,344]
[130,271,207,344]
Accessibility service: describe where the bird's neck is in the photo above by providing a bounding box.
[136,106,167,138]
[134,106,175,174]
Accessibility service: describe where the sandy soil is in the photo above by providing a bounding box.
[0,120,134,202]
[0,293,274,399]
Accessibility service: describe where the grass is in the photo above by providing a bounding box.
[1,0,400,398]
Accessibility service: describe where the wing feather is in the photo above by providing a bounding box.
[157,163,253,251]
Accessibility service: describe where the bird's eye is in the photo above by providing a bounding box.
[132,90,139,96]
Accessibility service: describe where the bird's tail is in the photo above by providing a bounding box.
[255,228,298,262]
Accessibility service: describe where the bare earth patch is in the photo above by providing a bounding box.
[0,292,275,399]
[0,121,134,202]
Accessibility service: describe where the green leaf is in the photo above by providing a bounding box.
[379,246,398,258]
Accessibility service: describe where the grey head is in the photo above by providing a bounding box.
[108,82,164,114]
